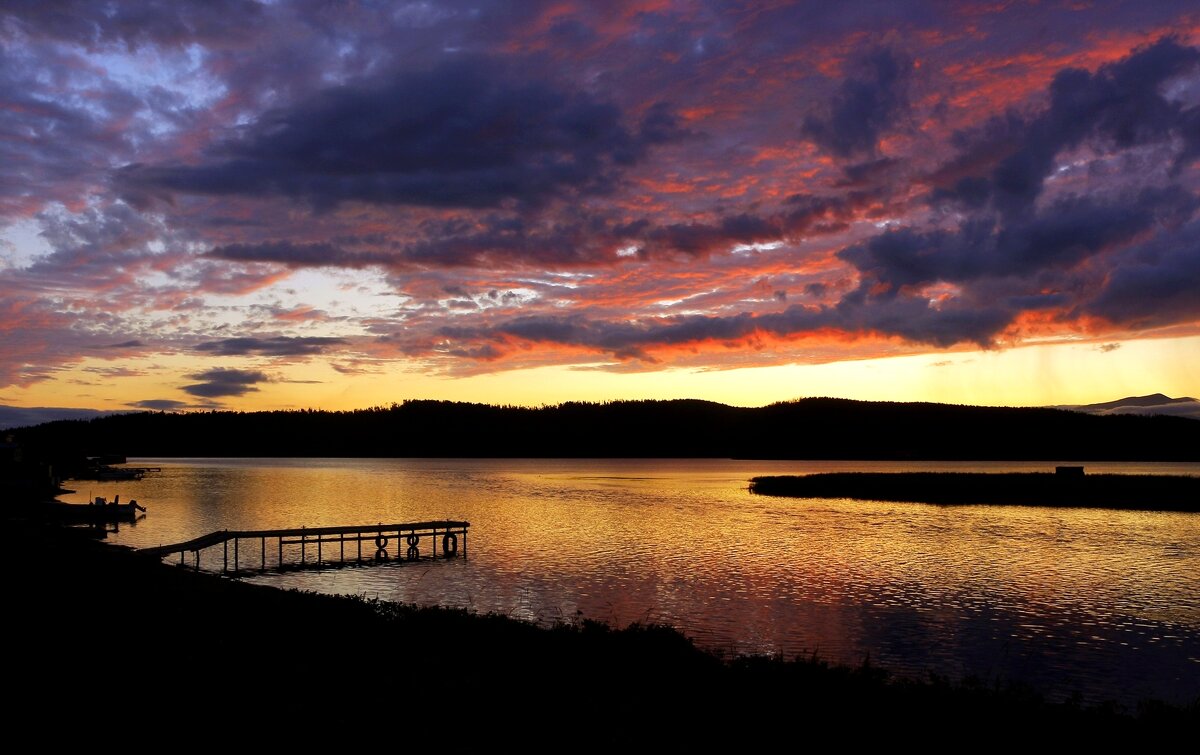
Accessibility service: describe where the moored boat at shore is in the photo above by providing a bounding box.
[44,496,147,522]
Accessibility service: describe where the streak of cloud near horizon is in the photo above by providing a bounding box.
[2,1,1199,413]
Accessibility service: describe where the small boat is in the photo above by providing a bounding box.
[45,496,147,523]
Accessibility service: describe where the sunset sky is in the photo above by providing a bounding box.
[2,0,1199,416]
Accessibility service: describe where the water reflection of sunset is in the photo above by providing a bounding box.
[68,457,1200,705]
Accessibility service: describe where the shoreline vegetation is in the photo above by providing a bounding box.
[749,472,1200,511]
[5,518,1196,746]
[11,397,1200,463]
[5,405,1198,744]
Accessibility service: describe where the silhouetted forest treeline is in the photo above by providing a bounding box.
[750,472,1200,509]
[11,398,1199,463]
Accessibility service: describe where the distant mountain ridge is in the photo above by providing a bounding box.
[1057,394,1200,420]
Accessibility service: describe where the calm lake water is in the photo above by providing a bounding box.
[63,458,1200,706]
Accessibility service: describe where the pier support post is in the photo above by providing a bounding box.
[141,521,470,574]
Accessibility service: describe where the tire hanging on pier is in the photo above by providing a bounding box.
[442,532,458,557]
[406,533,420,561]
[374,534,389,561]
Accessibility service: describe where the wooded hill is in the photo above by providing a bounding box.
[11,398,1199,462]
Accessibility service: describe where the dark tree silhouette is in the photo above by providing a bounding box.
[10,398,1198,465]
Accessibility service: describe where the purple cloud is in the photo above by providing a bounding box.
[119,58,685,210]
[182,368,268,398]
[2,1,1200,392]
[195,336,348,357]
[802,48,914,159]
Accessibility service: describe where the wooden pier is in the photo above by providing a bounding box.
[137,521,469,575]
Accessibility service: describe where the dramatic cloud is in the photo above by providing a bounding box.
[841,186,1196,289]
[444,288,1015,361]
[802,49,914,158]
[182,368,268,398]
[933,38,1200,214]
[195,336,349,357]
[119,58,685,210]
[1085,219,1200,329]
[2,1,1200,405]
[434,183,1198,356]
[210,242,372,268]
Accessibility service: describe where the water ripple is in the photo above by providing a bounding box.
[71,457,1200,706]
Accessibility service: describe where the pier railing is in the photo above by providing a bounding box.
[138,521,469,574]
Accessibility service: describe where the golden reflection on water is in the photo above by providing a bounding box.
[63,457,1200,704]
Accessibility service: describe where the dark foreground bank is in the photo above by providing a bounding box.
[749,472,1200,510]
[4,521,1196,749]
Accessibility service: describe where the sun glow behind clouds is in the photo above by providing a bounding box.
[2,2,1200,411]
[6,335,1196,413]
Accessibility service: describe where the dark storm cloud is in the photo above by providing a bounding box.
[119,58,685,210]
[1085,220,1200,329]
[934,38,1200,214]
[195,336,349,357]
[802,49,913,158]
[182,368,267,398]
[842,185,1197,290]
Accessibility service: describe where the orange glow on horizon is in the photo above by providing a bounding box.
[3,334,1196,415]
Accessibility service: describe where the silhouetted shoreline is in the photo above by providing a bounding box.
[750,472,1200,510]
[12,398,1200,466]
[4,518,1196,746]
